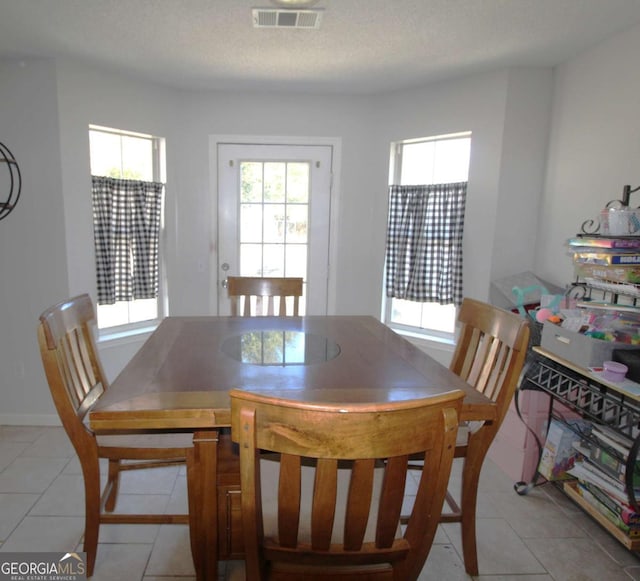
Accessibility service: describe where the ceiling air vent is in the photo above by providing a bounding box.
[252,8,323,29]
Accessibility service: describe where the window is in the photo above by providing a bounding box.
[384,132,471,341]
[89,126,166,331]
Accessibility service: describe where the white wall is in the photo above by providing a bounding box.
[494,68,554,281]
[0,46,575,425]
[537,23,640,286]
[0,59,68,424]
[169,88,378,316]
[376,68,553,302]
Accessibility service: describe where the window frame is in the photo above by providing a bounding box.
[382,131,471,343]
[89,124,168,339]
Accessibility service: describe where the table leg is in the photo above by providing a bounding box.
[187,430,220,581]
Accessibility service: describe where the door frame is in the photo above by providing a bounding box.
[209,134,342,315]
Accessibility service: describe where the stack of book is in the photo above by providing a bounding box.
[569,235,640,284]
[568,424,640,538]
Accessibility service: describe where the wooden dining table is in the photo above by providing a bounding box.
[89,315,497,580]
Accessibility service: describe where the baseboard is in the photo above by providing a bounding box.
[0,413,61,426]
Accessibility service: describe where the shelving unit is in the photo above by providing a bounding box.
[521,348,640,550]
[526,347,640,438]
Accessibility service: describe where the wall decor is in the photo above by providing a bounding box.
[0,142,21,221]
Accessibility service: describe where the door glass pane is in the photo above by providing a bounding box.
[287,163,309,203]
[285,245,307,278]
[241,162,263,202]
[263,204,286,243]
[264,163,285,202]
[286,205,308,243]
[263,244,285,276]
[240,244,263,276]
[240,204,263,243]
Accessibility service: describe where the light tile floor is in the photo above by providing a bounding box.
[1,425,640,580]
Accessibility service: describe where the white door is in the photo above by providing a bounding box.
[217,143,333,315]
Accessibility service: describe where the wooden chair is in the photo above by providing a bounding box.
[405,297,530,576]
[37,294,191,577]
[227,276,303,316]
[229,388,464,580]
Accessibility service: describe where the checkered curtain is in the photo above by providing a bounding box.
[91,176,164,305]
[385,182,467,306]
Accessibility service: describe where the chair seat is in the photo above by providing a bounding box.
[455,420,485,446]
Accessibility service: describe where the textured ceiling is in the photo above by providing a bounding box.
[1,0,640,94]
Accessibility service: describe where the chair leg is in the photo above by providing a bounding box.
[104,459,121,512]
[459,462,480,576]
[459,431,493,577]
[82,460,102,577]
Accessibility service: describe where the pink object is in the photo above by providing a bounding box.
[602,360,627,382]
[535,308,553,323]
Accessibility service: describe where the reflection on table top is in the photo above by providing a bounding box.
[89,315,496,431]
[221,329,341,365]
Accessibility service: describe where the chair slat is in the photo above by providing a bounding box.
[456,326,479,380]
[63,333,88,404]
[69,328,94,397]
[79,326,98,387]
[376,455,407,548]
[56,347,81,409]
[483,343,510,401]
[466,331,490,387]
[311,458,338,551]
[278,454,301,548]
[343,458,375,551]
[471,334,498,394]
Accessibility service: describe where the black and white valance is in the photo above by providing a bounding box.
[385,182,467,306]
[91,176,164,305]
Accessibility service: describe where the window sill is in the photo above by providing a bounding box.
[389,326,456,364]
[98,322,158,346]
[388,323,455,347]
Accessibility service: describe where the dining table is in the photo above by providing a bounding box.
[88,315,497,581]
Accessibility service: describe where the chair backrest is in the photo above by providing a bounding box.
[227,276,303,316]
[230,388,464,580]
[37,294,107,454]
[449,297,530,431]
